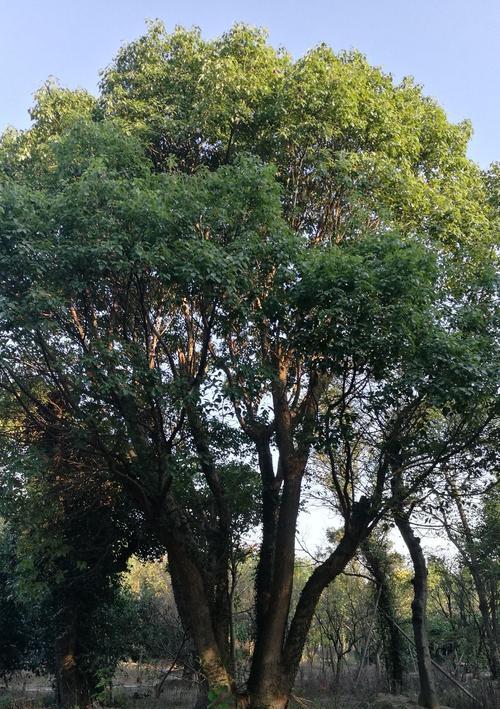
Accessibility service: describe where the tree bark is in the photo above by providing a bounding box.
[393,509,439,709]
[248,473,302,700]
[185,400,233,668]
[54,615,91,709]
[247,368,331,706]
[166,541,234,693]
[249,690,289,709]
[362,538,405,691]
[253,438,280,640]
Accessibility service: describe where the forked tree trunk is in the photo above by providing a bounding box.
[124,457,378,709]
[393,510,439,709]
[247,473,303,705]
[244,499,374,708]
[123,378,380,709]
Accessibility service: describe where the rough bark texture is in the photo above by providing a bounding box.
[248,474,302,701]
[54,618,92,709]
[246,365,317,706]
[249,692,289,709]
[167,542,234,693]
[185,401,233,668]
[393,511,439,709]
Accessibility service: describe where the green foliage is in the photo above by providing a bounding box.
[0,523,30,680]
[427,556,487,670]
[0,20,498,700]
[207,685,234,708]
[97,22,494,259]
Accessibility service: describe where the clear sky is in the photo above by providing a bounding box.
[1,0,499,167]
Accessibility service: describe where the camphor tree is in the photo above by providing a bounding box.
[0,23,498,708]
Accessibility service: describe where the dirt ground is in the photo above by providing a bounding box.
[0,662,198,709]
[1,662,498,709]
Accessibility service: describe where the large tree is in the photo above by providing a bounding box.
[0,24,498,708]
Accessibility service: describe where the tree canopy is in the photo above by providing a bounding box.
[0,22,498,709]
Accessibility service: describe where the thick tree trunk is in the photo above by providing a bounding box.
[54,616,91,709]
[249,690,289,709]
[393,510,439,709]
[167,542,234,693]
[185,401,234,670]
[122,474,235,698]
[254,439,280,636]
[248,474,302,701]
[250,437,282,699]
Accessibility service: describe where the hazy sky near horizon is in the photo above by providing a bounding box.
[1,0,500,167]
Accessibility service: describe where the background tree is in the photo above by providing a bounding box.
[0,394,146,708]
[432,440,499,680]
[0,521,34,685]
[362,535,406,692]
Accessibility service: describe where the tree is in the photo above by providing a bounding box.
[434,447,499,679]
[392,493,439,709]
[362,535,406,692]
[0,23,498,708]
[0,394,144,707]
[0,521,32,685]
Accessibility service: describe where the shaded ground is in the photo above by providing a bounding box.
[0,662,198,709]
[1,662,498,708]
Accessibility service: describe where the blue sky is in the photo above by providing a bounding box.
[1,0,499,167]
